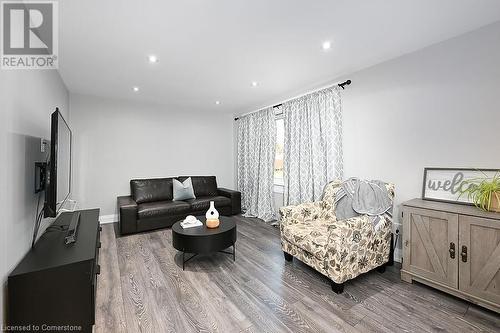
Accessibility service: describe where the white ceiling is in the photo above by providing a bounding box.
[59,0,500,115]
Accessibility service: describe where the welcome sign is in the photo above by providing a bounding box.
[422,168,500,205]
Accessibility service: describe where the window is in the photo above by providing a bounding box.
[274,117,284,186]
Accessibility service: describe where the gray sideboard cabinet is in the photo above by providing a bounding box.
[401,198,500,313]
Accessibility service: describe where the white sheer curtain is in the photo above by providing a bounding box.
[237,107,277,222]
[283,86,343,205]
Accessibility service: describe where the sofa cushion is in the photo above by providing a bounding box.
[131,178,173,204]
[178,176,218,197]
[281,219,334,260]
[138,200,190,219]
[185,196,231,212]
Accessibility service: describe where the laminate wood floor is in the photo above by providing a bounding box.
[95,216,500,333]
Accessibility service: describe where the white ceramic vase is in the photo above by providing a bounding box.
[206,201,219,220]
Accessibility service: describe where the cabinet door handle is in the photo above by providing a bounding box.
[461,246,468,263]
[449,242,455,259]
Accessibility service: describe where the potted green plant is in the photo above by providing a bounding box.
[459,172,500,212]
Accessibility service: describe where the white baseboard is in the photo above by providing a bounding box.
[99,214,118,224]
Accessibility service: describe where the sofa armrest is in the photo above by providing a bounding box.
[217,188,241,215]
[279,201,324,231]
[117,196,138,235]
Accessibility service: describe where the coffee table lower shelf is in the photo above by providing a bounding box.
[181,244,235,270]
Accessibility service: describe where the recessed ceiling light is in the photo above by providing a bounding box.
[215,100,221,105]
[132,86,139,92]
[322,41,331,50]
[148,55,158,63]
[251,81,258,87]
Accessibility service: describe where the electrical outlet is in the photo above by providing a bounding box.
[40,138,48,153]
[66,200,77,210]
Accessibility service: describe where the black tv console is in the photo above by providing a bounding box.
[8,209,101,333]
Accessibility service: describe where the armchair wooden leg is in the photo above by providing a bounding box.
[331,281,344,294]
[283,252,293,262]
[377,263,387,273]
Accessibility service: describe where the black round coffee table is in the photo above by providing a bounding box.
[172,216,237,270]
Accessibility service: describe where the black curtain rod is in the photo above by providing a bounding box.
[234,79,351,121]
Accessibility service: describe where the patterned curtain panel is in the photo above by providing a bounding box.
[237,107,277,222]
[283,86,343,206]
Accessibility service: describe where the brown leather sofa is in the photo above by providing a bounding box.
[117,176,241,235]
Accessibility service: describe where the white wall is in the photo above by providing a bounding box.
[271,22,500,260]
[70,94,235,219]
[342,21,500,227]
[0,70,69,325]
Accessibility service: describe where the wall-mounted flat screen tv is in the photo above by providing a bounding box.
[44,108,72,217]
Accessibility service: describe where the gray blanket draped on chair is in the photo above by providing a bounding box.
[334,178,393,230]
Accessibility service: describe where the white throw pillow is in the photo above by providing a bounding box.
[173,177,196,201]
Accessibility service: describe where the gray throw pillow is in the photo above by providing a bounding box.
[173,177,196,201]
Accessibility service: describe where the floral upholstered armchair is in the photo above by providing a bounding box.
[279,180,395,293]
